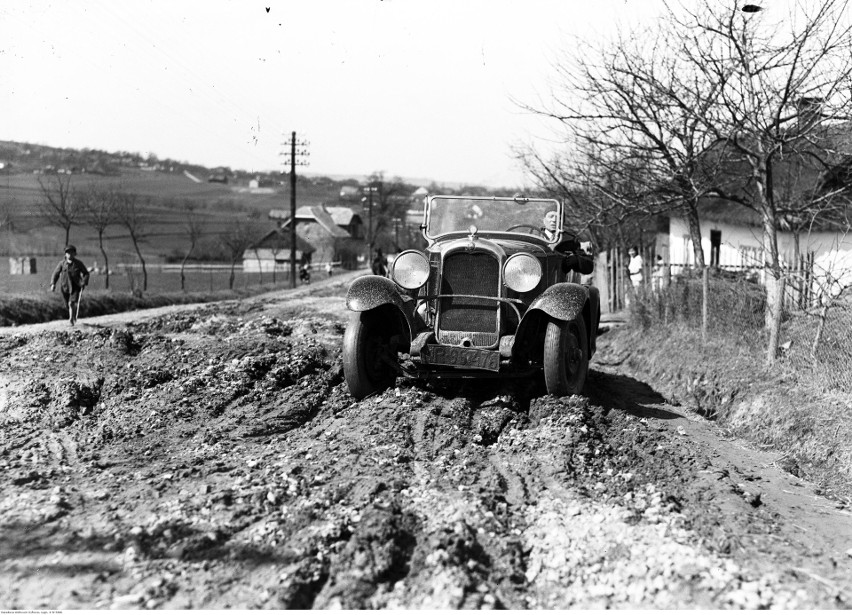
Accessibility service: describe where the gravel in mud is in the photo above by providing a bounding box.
[1,278,850,609]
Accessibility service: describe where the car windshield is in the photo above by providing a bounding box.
[426,196,561,239]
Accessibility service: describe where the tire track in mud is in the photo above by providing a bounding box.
[0,292,845,608]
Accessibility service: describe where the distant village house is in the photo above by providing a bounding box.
[269,204,364,269]
[242,229,315,273]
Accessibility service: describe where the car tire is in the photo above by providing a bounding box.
[343,311,397,400]
[543,316,589,396]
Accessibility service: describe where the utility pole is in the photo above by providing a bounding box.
[361,181,380,267]
[281,131,310,288]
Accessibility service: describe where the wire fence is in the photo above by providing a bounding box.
[625,267,852,394]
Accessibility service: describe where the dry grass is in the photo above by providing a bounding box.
[620,278,852,503]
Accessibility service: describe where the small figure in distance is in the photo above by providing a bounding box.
[50,245,90,326]
[300,263,311,284]
[325,261,333,277]
[371,248,388,277]
[651,254,667,293]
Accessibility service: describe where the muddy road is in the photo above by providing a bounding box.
[1,272,851,609]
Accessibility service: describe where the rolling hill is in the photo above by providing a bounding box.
[0,142,359,263]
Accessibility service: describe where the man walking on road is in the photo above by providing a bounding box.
[50,245,90,326]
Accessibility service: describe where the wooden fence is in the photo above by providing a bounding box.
[594,245,819,314]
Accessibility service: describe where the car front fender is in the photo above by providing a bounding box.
[346,275,407,312]
[346,275,424,346]
[514,283,599,359]
[525,282,590,322]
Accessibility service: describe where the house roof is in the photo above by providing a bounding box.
[696,196,851,232]
[693,120,852,232]
[269,205,350,238]
[697,198,761,227]
[251,229,315,253]
[325,206,362,226]
[309,206,350,237]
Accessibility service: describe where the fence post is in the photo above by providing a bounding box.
[807,252,814,307]
[608,248,615,312]
[702,266,709,344]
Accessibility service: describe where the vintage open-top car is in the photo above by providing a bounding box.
[343,194,600,400]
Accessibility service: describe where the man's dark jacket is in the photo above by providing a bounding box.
[51,257,90,293]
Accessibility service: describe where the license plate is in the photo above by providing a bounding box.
[421,345,500,371]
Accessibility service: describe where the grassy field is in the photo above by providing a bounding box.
[1,261,302,296]
[0,168,343,264]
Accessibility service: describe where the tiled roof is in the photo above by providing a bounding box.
[251,229,315,253]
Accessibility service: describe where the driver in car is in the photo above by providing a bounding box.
[543,210,559,241]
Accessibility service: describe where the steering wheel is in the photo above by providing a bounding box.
[505,224,543,234]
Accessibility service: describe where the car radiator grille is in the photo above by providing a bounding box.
[438,252,500,346]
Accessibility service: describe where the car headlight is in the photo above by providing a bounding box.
[503,253,542,293]
[391,250,430,290]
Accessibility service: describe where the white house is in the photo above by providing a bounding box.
[668,201,852,301]
[242,229,315,273]
[269,204,364,269]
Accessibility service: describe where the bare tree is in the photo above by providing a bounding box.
[0,199,12,231]
[525,0,852,365]
[220,218,260,290]
[179,200,204,292]
[79,183,118,289]
[267,229,288,284]
[38,173,79,247]
[517,18,734,268]
[677,0,852,365]
[514,146,654,253]
[365,173,417,253]
[115,190,150,293]
[0,199,14,256]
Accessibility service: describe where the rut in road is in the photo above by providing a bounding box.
[0,304,837,609]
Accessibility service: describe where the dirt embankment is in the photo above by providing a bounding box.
[597,324,852,505]
[1,280,851,609]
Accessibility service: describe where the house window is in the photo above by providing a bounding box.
[710,230,721,267]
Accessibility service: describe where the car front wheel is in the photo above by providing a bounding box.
[543,316,589,396]
[343,311,397,400]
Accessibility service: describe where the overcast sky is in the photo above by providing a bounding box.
[2,0,665,188]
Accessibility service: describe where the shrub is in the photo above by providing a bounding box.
[629,270,766,347]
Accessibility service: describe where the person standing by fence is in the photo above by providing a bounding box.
[627,245,644,288]
[624,245,644,307]
[651,254,668,293]
[50,245,90,326]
